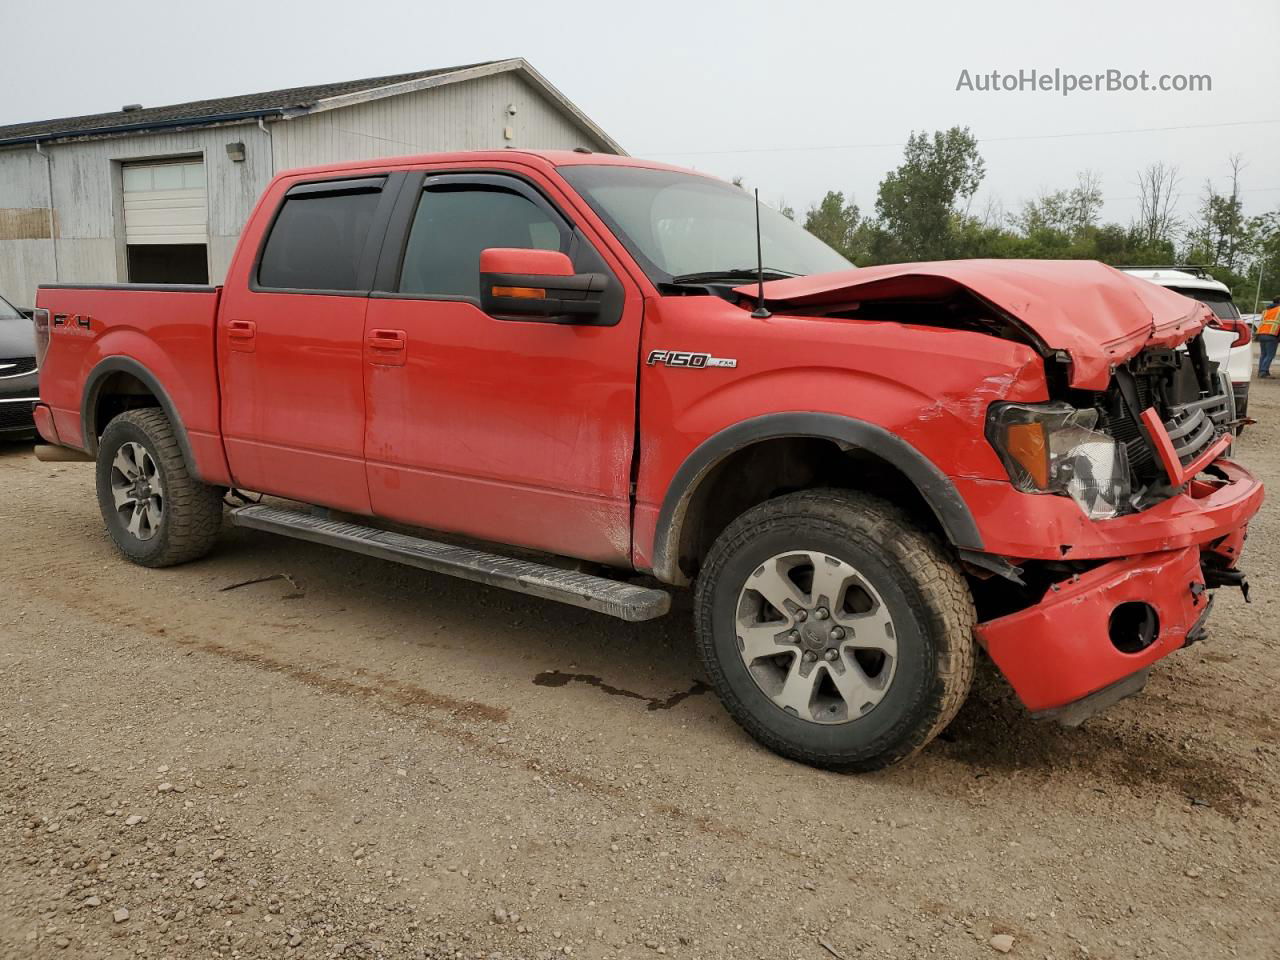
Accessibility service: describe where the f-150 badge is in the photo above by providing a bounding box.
[646,350,737,369]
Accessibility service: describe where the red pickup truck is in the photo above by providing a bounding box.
[33,150,1262,771]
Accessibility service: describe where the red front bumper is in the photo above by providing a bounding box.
[974,459,1262,713]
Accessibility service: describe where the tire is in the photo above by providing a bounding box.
[694,489,975,772]
[95,408,223,567]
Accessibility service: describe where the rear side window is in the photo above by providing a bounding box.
[1171,287,1240,321]
[258,181,383,291]
[399,186,565,299]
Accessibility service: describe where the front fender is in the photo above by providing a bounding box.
[647,412,984,583]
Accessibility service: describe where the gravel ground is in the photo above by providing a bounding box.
[1,384,1277,960]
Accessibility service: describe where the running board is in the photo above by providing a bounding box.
[228,504,671,622]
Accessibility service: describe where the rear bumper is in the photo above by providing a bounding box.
[32,402,60,445]
[973,458,1261,714]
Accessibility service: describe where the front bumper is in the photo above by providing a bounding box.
[972,458,1261,715]
[0,396,38,439]
[976,545,1214,712]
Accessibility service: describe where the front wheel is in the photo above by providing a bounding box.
[694,490,975,771]
[95,408,223,567]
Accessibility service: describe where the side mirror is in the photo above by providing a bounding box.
[479,248,607,323]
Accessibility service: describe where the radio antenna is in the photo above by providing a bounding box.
[750,188,771,319]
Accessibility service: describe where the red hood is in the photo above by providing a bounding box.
[735,259,1210,390]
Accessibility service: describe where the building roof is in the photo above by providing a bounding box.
[0,59,623,154]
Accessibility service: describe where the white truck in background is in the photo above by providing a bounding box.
[1122,267,1254,424]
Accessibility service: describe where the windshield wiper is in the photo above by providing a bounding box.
[668,267,800,284]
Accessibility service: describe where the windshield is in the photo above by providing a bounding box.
[0,296,20,322]
[1171,287,1239,321]
[559,165,852,284]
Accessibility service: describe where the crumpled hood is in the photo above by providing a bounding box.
[735,259,1210,390]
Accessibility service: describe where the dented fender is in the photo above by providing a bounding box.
[633,295,1051,577]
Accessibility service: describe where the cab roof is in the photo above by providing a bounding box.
[268,149,709,184]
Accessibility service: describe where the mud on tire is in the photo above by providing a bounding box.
[693,489,975,771]
[95,408,223,568]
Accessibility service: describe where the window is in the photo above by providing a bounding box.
[257,183,383,291]
[399,185,565,299]
[559,165,851,284]
[1170,287,1240,321]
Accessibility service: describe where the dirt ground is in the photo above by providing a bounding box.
[2,388,1278,960]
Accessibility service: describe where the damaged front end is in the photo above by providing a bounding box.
[975,334,1258,723]
[985,332,1236,521]
[736,259,1262,723]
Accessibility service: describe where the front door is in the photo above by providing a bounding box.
[362,169,643,563]
[219,174,399,512]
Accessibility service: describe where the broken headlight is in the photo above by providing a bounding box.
[986,403,1131,520]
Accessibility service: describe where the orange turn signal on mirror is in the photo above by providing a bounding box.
[1006,421,1049,489]
[492,285,546,299]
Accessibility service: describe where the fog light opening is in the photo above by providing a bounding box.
[1109,602,1159,654]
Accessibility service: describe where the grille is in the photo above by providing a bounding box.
[1097,376,1155,476]
[0,356,37,377]
[0,400,35,430]
[1096,355,1229,483]
[1163,391,1232,466]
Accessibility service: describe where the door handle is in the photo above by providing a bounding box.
[366,328,407,366]
[226,319,256,353]
[367,329,406,350]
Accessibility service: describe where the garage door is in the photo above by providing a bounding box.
[122,159,208,245]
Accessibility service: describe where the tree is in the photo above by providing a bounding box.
[874,127,986,261]
[1184,155,1248,274]
[1011,171,1103,240]
[803,191,862,260]
[1133,162,1181,250]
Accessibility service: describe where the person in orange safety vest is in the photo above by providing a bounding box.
[1259,296,1280,378]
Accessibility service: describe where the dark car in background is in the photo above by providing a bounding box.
[1,293,38,440]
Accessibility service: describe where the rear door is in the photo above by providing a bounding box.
[218,174,401,511]
[361,167,644,563]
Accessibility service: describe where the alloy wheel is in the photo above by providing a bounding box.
[108,441,165,541]
[735,550,898,723]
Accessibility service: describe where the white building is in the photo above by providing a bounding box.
[0,59,622,305]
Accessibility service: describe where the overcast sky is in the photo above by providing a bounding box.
[3,0,1278,227]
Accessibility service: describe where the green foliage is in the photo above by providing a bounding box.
[874,127,986,261]
[803,191,869,263]
[799,132,1278,306]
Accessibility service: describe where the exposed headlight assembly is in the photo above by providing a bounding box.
[986,403,1131,520]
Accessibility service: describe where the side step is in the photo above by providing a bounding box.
[228,504,671,622]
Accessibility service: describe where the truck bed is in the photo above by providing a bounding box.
[35,283,229,483]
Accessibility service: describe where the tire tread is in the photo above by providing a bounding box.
[694,489,975,771]
[97,408,222,567]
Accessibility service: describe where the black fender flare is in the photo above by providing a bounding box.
[81,356,201,480]
[650,412,984,583]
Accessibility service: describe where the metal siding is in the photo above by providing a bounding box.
[0,150,57,305]
[0,124,273,302]
[272,73,596,171]
[1,72,605,304]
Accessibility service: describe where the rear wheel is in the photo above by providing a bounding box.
[95,408,223,567]
[694,490,975,771]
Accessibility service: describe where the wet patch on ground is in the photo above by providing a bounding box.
[533,670,711,711]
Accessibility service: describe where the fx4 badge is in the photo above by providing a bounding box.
[646,349,737,369]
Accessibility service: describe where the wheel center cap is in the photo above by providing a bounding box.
[801,622,829,650]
